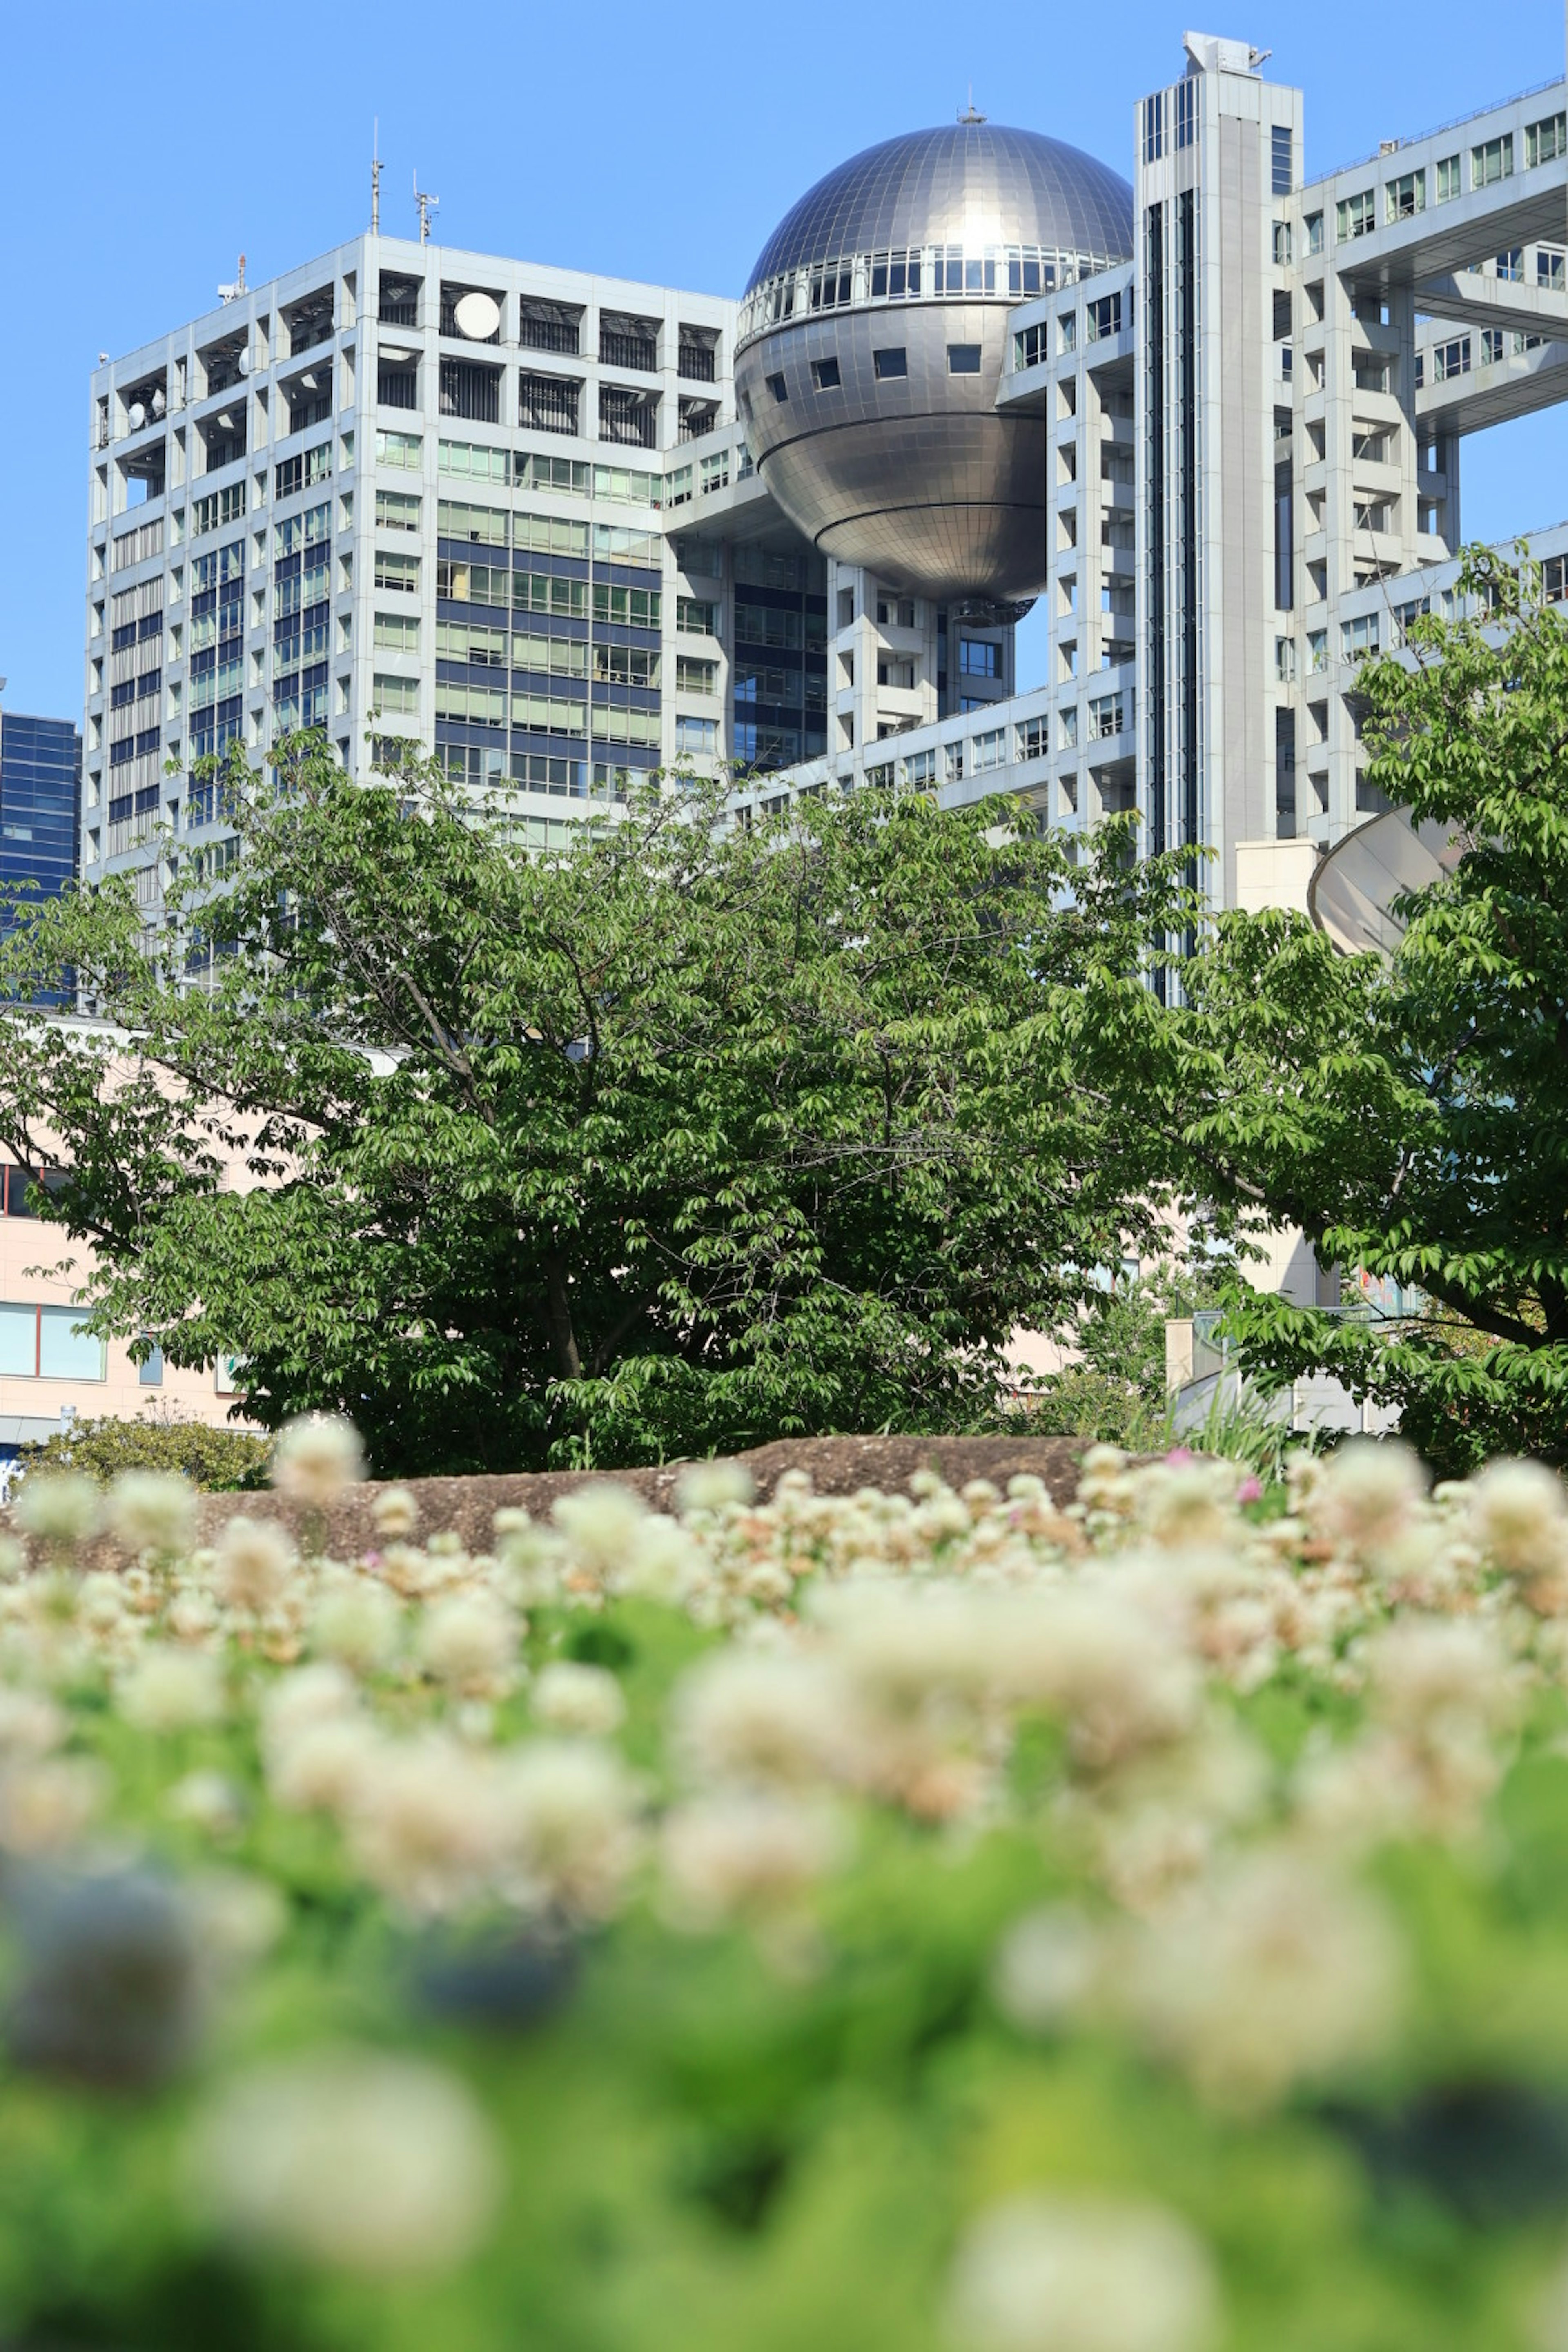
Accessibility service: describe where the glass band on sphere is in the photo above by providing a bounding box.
[733,122,1134,605]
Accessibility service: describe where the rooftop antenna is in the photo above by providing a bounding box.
[216,253,247,304]
[958,85,987,123]
[371,118,381,232]
[413,170,439,244]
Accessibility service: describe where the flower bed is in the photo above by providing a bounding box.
[3,1425,1568,2350]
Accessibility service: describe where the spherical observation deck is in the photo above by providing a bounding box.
[734,123,1134,605]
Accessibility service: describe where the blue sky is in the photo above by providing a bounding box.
[1,0,1564,719]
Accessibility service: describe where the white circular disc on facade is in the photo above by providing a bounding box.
[453,290,501,340]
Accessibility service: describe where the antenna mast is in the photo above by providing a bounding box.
[413,170,439,244]
[371,118,381,232]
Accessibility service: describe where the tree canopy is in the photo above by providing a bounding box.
[1123,550,1568,1473]
[0,746,1193,1474]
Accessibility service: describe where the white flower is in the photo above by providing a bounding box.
[371,1484,420,1540]
[551,1483,648,1580]
[185,1869,289,1968]
[107,1469,198,1560]
[13,1473,101,1548]
[990,1587,1202,1771]
[675,1460,755,1513]
[1123,1848,1403,2112]
[495,1739,641,1920]
[1366,1615,1521,1744]
[416,1594,519,1699]
[212,1517,297,1615]
[0,1756,108,1854]
[187,2047,503,2272]
[272,1415,366,1509]
[309,1575,401,1675]
[0,1690,65,1757]
[992,1907,1100,2034]
[166,1770,248,1836]
[670,1649,858,1788]
[268,1717,384,1815]
[261,1660,360,1746]
[1314,1441,1426,1561]
[946,2194,1219,2352]
[343,1733,500,1913]
[118,1648,227,1733]
[660,1790,846,1928]
[76,1572,127,1633]
[614,1517,699,1605]
[1471,1459,1568,1586]
[532,1660,626,1737]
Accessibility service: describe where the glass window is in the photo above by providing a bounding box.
[373,673,419,714]
[675,715,718,755]
[872,347,907,379]
[1305,211,1324,254]
[1385,170,1425,222]
[138,1340,164,1388]
[374,550,419,594]
[1271,124,1294,195]
[1471,134,1514,187]
[958,638,1000,678]
[947,344,982,374]
[810,357,840,391]
[1527,113,1568,167]
[766,374,788,403]
[437,439,510,484]
[376,488,421,531]
[0,1302,34,1375]
[1336,189,1376,241]
[374,612,420,652]
[38,1307,105,1381]
[1434,154,1461,203]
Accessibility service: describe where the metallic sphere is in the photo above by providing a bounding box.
[735,123,1134,604]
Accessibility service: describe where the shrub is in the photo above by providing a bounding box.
[11,1410,270,1495]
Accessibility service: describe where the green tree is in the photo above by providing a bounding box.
[1125,549,1568,1474]
[0,742,1192,1475]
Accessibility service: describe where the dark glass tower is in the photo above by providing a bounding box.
[0,712,82,1000]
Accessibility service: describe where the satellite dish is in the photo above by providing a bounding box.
[453,290,501,340]
[238,348,253,375]
[1308,808,1465,958]
[151,388,166,418]
[127,402,146,432]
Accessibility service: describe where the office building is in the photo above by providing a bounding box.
[0,708,80,929]
[82,30,1568,926]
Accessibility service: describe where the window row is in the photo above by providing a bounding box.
[1333,114,1567,243]
[737,239,1124,342]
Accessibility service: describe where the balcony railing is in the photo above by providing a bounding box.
[519,316,580,356]
[678,343,717,381]
[600,331,657,372]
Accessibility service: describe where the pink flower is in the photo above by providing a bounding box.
[1237,1476,1264,1505]
[1164,1447,1196,1468]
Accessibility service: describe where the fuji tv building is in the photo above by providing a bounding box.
[85,29,1568,932]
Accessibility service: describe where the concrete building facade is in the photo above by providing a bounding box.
[81,32,1568,931]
